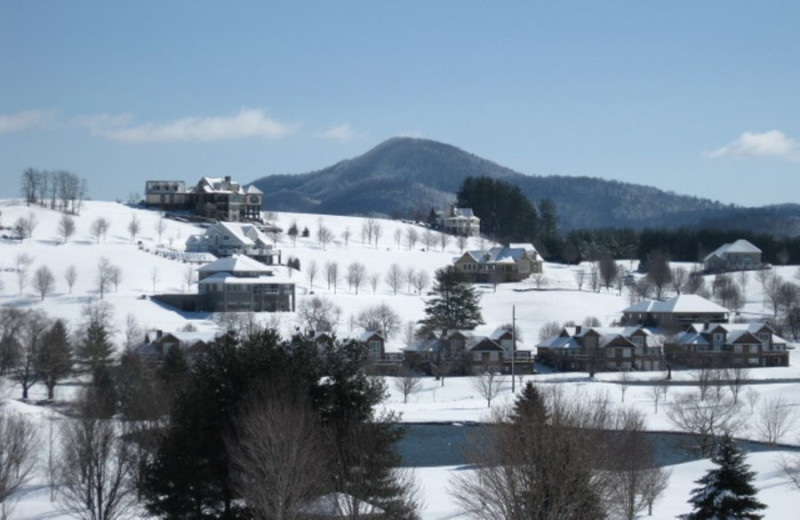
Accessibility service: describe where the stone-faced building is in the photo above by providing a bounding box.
[145,175,262,222]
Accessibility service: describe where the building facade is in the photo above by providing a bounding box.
[145,175,262,222]
[452,243,543,284]
[665,322,789,368]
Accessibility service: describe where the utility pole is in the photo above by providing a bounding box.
[511,304,516,393]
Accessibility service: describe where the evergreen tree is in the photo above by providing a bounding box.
[457,176,539,244]
[681,434,766,520]
[79,319,114,369]
[35,319,72,400]
[423,267,484,332]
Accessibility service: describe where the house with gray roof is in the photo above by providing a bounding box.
[537,325,665,373]
[452,243,543,284]
[145,175,262,221]
[665,321,789,367]
[703,239,763,272]
[621,294,729,329]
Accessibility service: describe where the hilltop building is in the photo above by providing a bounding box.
[436,204,481,237]
[145,175,263,221]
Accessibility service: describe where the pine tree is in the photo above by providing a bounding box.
[423,267,484,332]
[79,319,114,369]
[35,319,72,400]
[681,434,766,520]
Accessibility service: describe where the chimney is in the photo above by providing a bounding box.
[156,329,163,338]
[703,321,709,331]
[224,175,232,183]
[575,325,582,334]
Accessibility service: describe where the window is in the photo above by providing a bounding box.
[368,340,382,359]
[713,333,724,347]
[622,349,631,358]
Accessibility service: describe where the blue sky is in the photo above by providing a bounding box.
[1,1,798,206]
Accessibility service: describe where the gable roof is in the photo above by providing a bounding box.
[704,239,761,261]
[622,294,729,315]
[197,254,273,274]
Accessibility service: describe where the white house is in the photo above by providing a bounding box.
[186,221,281,264]
[703,239,763,272]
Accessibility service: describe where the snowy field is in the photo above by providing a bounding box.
[1,199,799,519]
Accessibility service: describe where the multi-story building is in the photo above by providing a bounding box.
[144,175,262,222]
[452,243,543,284]
[665,322,789,367]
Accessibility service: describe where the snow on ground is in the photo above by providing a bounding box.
[2,199,800,519]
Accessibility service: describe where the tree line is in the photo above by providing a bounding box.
[20,168,88,215]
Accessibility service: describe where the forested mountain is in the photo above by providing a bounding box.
[249,137,800,235]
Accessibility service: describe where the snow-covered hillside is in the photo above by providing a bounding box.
[2,198,799,519]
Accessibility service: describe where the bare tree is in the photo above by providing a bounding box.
[32,265,55,300]
[457,234,468,253]
[779,454,800,491]
[666,390,743,456]
[127,214,140,243]
[361,218,376,245]
[372,221,382,248]
[340,226,351,247]
[109,265,122,292]
[755,394,798,445]
[369,272,380,294]
[317,226,334,250]
[405,266,416,293]
[20,167,39,205]
[355,303,401,339]
[14,253,34,296]
[598,254,618,290]
[405,227,418,250]
[296,296,341,333]
[744,387,760,415]
[472,371,506,408]
[412,270,430,294]
[646,250,671,300]
[59,213,76,244]
[228,394,328,520]
[422,229,437,250]
[96,257,115,299]
[671,265,688,295]
[14,309,50,399]
[57,395,137,520]
[154,215,167,244]
[763,273,783,318]
[737,270,749,303]
[538,321,561,342]
[589,263,600,292]
[393,228,402,249]
[532,272,547,290]
[755,268,772,291]
[385,264,403,295]
[0,407,39,520]
[438,232,450,252]
[393,368,423,404]
[618,370,631,403]
[183,266,195,292]
[306,259,318,290]
[346,262,367,294]
[324,261,339,293]
[724,366,748,404]
[90,217,110,244]
[639,467,671,517]
[13,213,37,240]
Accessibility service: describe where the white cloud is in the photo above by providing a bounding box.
[707,130,799,160]
[0,110,55,134]
[81,108,297,143]
[319,123,366,142]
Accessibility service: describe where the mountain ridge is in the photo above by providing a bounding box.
[250,137,800,235]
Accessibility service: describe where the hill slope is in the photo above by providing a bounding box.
[250,137,800,235]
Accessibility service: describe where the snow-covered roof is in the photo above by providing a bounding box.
[463,245,532,265]
[197,254,273,274]
[704,239,761,261]
[622,295,729,315]
[686,322,788,345]
[198,271,294,285]
[245,185,262,194]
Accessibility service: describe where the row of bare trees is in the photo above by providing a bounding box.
[20,168,87,214]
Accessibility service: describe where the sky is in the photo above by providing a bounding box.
[1,1,798,207]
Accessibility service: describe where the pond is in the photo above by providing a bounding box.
[397,423,800,468]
